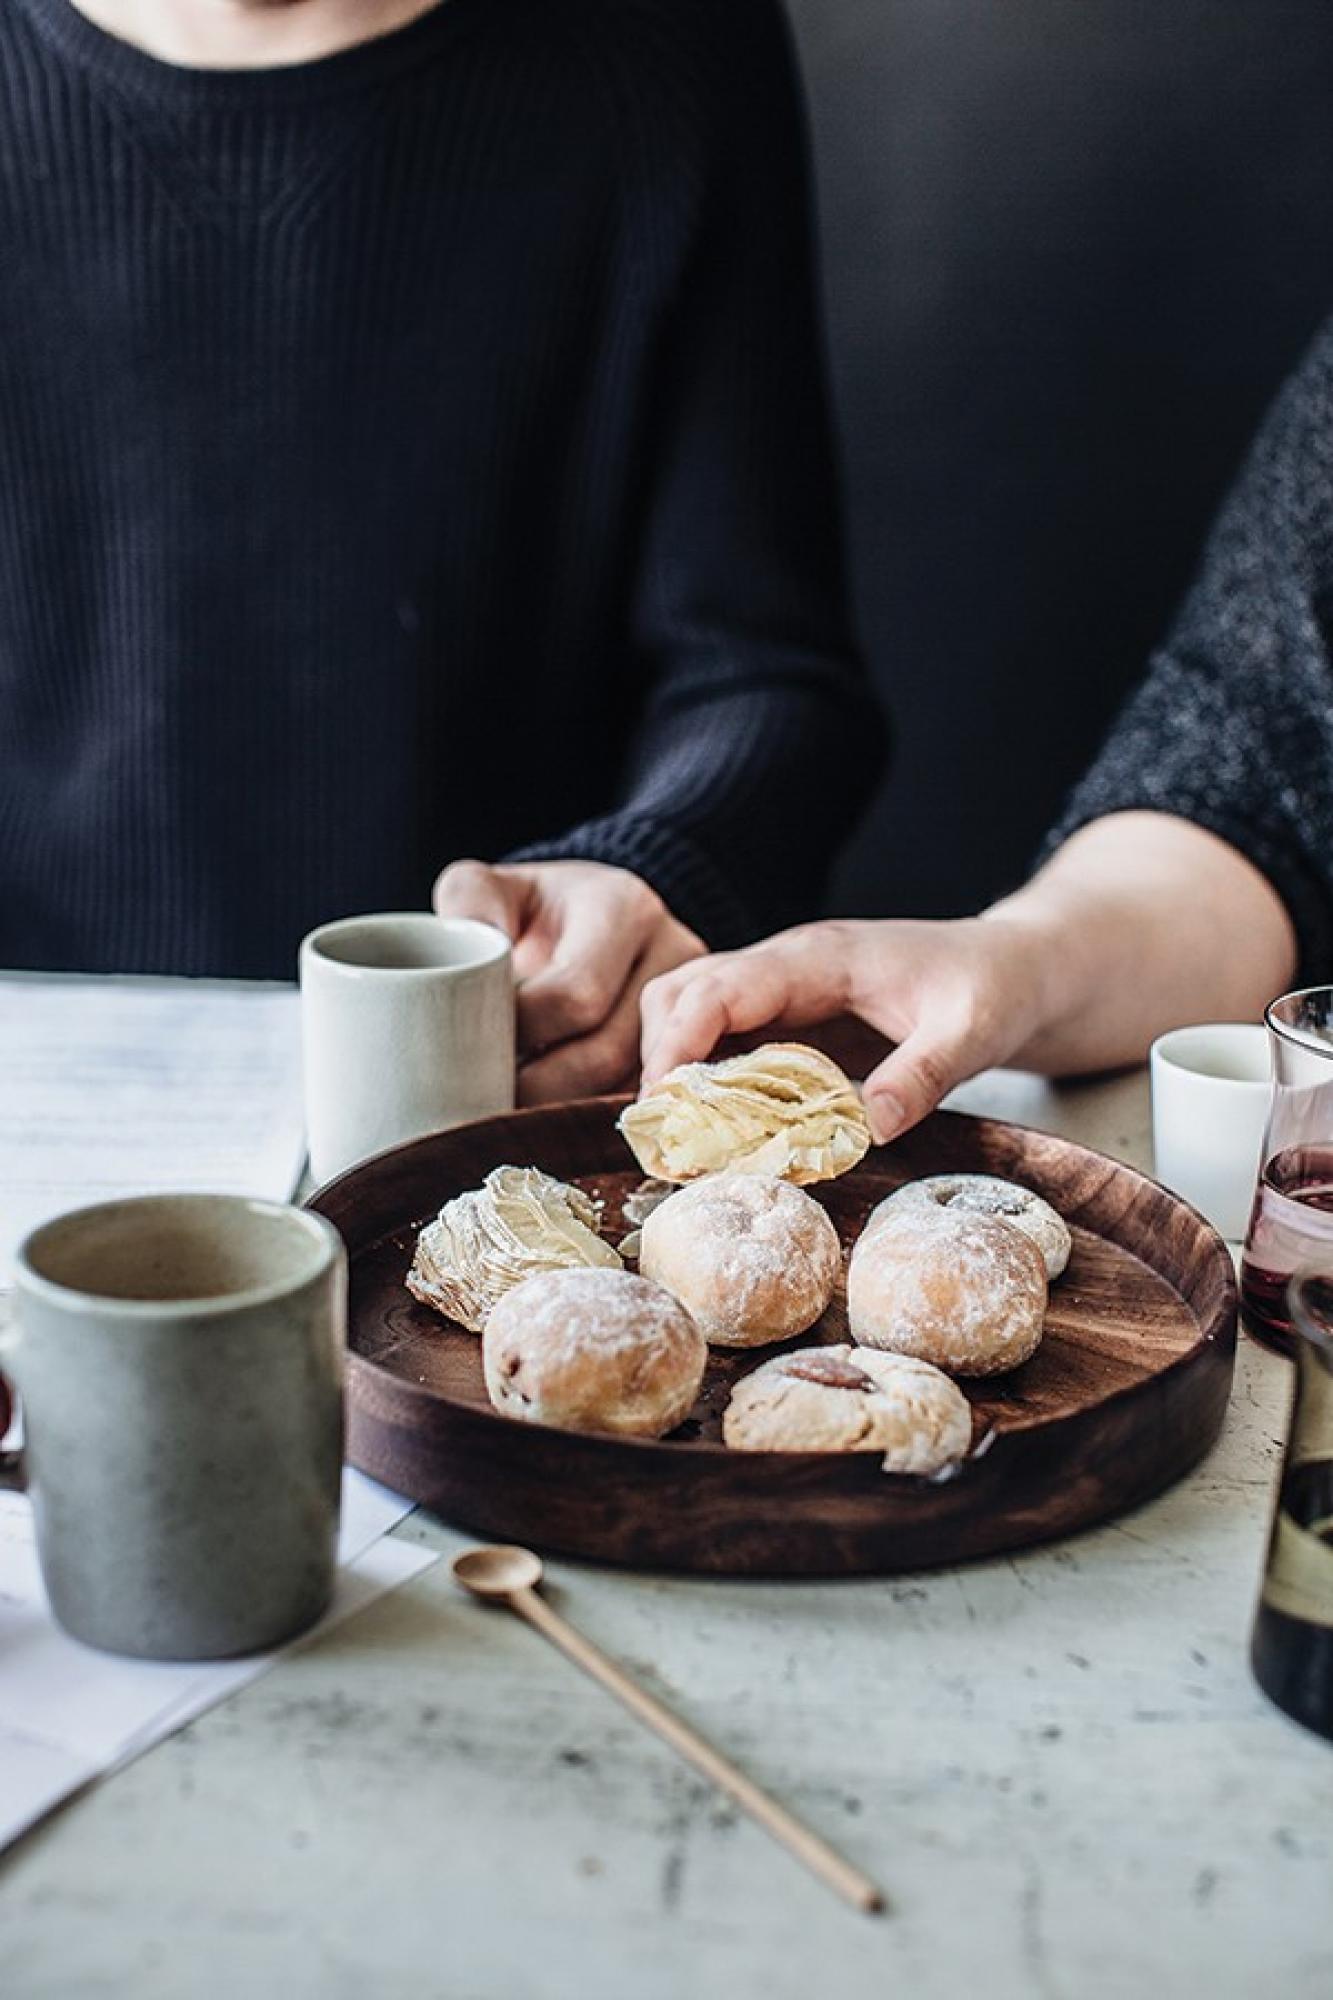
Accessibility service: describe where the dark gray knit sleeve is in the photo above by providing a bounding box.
[1045,314,1333,980]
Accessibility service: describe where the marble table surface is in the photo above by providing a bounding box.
[3,1066,1330,1999]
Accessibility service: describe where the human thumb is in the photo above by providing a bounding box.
[862,1031,974,1145]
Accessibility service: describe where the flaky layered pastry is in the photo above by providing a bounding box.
[618,1042,872,1186]
[406,1165,621,1332]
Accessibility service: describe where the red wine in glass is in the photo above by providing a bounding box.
[1240,1145,1333,1354]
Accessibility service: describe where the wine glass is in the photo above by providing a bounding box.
[1239,987,1333,1354]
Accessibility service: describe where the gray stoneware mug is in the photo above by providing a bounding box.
[0,1193,346,1661]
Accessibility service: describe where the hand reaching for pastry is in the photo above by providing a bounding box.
[639,813,1302,1146]
[638,916,1043,1144]
[433,858,705,1104]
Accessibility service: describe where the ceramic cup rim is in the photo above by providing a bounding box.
[300,911,510,980]
[1149,1021,1271,1091]
[15,1193,342,1320]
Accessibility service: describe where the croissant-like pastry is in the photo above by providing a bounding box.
[406,1165,622,1332]
[618,1042,872,1187]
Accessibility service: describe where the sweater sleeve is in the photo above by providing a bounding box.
[507,0,886,948]
[1045,313,1333,980]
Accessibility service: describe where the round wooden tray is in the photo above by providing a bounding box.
[310,1098,1237,1576]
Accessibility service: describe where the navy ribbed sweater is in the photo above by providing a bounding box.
[0,0,882,978]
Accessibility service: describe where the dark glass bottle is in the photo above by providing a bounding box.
[1251,1270,1333,1738]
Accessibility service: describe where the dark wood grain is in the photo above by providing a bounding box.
[310,1099,1236,1576]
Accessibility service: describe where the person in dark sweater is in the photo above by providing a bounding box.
[639,313,1333,1129]
[0,0,883,1100]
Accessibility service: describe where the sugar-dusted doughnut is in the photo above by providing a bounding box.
[638,1173,841,1347]
[482,1268,706,1439]
[723,1345,972,1475]
[868,1172,1071,1279]
[847,1204,1047,1376]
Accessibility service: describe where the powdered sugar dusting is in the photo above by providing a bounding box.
[847,1205,1047,1375]
[482,1267,706,1439]
[639,1173,840,1346]
[868,1173,1071,1280]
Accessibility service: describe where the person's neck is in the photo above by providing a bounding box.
[66,0,444,69]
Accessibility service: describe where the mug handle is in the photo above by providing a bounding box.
[0,1295,23,1491]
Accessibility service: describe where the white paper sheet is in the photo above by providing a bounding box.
[0,1470,426,1852]
[0,972,306,1284]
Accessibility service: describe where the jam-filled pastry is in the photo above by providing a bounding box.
[723,1344,972,1475]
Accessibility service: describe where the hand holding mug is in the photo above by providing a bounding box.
[434,859,704,1104]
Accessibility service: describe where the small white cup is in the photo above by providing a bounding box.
[300,913,514,1185]
[1150,1022,1272,1240]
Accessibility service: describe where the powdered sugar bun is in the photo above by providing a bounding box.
[847,1204,1047,1376]
[869,1173,1071,1279]
[723,1345,972,1475]
[482,1267,705,1439]
[638,1173,841,1348]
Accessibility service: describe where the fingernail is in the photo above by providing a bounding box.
[865,1094,904,1146]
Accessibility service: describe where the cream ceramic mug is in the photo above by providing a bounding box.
[1150,1021,1272,1240]
[0,1193,345,1660]
[300,912,515,1185]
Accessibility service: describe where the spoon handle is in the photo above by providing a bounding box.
[509,1585,883,1915]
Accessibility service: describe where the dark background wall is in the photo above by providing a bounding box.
[784,1,1333,917]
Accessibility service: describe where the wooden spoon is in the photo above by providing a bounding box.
[451,1544,884,1915]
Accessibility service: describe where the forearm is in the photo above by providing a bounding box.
[982,812,1298,1075]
